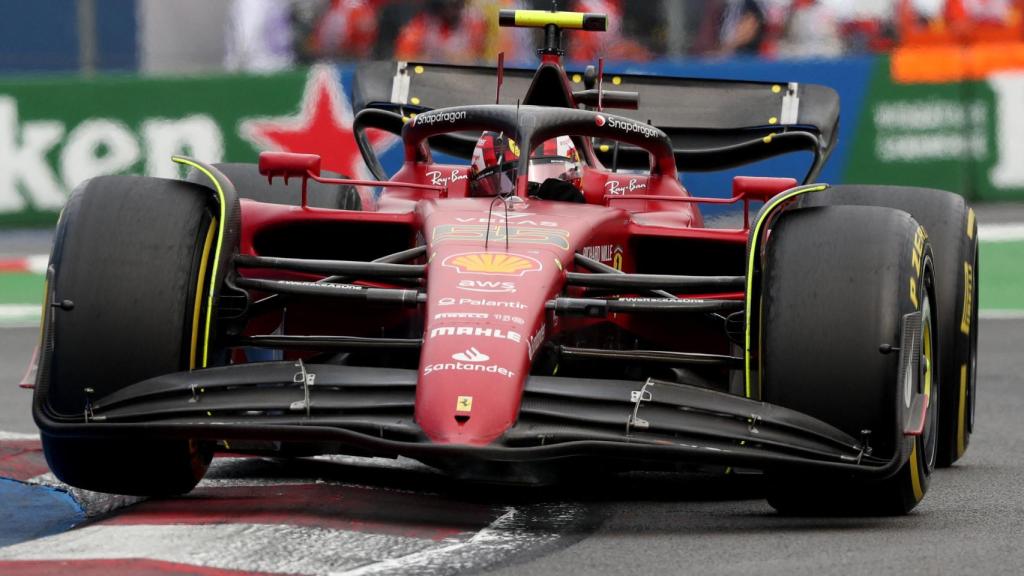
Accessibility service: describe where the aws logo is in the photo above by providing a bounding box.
[442,252,543,276]
[458,279,516,293]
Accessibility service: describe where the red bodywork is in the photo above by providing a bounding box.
[237,52,796,449]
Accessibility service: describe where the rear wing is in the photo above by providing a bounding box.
[352,61,840,182]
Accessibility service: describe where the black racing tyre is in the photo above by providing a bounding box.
[801,186,978,466]
[761,205,939,516]
[190,162,361,210]
[35,175,217,496]
[41,435,211,497]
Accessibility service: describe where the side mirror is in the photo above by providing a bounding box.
[732,176,798,202]
[258,151,321,182]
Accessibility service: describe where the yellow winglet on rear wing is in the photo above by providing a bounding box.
[498,9,607,31]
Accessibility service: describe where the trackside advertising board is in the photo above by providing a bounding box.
[0,69,310,227]
[2,58,1024,227]
[847,58,1024,203]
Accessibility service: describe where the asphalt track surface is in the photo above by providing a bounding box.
[1,205,1022,574]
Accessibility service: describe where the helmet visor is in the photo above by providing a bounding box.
[528,157,580,185]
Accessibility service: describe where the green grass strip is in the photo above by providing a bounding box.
[980,240,1024,311]
[0,272,44,305]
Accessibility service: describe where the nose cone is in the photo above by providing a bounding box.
[415,249,556,445]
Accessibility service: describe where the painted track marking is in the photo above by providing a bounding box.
[0,442,588,575]
[0,431,38,441]
[0,305,39,326]
[979,309,1024,320]
[978,223,1024,242]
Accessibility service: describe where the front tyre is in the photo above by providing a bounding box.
[35,175,219,495]
[801,185,978,465]
[760,205,939,515]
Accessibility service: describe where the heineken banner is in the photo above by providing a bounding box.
[0,66,373,227]
[1,58,1023,227]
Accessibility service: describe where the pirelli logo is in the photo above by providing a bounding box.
[909,226,927,310]
[961,260,974,335]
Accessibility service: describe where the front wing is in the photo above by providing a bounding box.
[34,361,910,483]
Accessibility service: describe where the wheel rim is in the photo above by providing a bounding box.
[921,285,938,473]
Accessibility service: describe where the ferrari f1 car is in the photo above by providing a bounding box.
[32,10,979,515]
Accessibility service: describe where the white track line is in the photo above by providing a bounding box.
[331,504,582,576]
[0,524,442,575]
[332,508,520,576]
[5,454,585,575]
[978,223,1024,242]
[980,309,1024,320]
[0,304,39,318]
[0,306,39,328]
[24,255,48,275]
[0,430,39,440]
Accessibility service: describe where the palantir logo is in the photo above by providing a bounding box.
[452,347,490,362]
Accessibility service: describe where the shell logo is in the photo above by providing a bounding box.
[442,252,543,276]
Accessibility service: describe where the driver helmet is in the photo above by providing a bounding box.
[469,132,583,197]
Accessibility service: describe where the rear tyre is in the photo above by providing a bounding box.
[760,205,938,515]
[802,185,978,466]
[192,162,361,210]
[36,175,217,495]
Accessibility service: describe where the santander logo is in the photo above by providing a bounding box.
[452,347,489,362]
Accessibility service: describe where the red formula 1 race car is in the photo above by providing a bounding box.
[32,10,979,515]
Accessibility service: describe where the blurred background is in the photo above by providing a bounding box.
[0,0,1021,326]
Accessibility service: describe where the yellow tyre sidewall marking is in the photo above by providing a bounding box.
[957,363,968,457]
[955,205,976,454]
[743,184,829,398]
[908,226,931,503]
[909,442,924,502]
[909,226,926,310]
[961,260,973,336]
[189,218,217,370]
[172,157,228,368]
